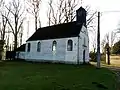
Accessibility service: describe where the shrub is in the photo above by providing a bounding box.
[101,54,106,63]
[89,52,97,62]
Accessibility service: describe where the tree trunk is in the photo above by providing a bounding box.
[14,35,17,50]
[1,27,5,40]
[35,14,37,31]
[107,48,110,65]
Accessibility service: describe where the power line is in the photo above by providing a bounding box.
[101,10,120,15]
[102,10,120,13]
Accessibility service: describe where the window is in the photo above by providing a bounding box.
[52,41,57,51]
[67,40,73,51]
[37,42,41,52]
[27,43,30,52]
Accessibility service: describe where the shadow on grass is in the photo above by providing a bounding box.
[0,59,97,70]
[92,82,108,89]
[1,59,91,65]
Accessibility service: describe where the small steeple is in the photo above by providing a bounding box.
[76,7,87,26]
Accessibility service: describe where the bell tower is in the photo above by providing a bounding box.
[76,7,87,26]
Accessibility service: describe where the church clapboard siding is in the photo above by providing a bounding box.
[25,37,79,64]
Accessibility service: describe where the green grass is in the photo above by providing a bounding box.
[0,61,117,90]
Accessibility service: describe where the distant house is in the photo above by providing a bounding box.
[16,7,89,64]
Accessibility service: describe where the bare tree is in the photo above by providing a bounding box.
[47,0,79,25]
[104,31,117,47]
[26,0,41,30]
[111,31,116,47]
[0,0,3,6]
[101,31,117,53]
[47,0,97,27]
[90,28,96,53]
[86,8,97,28]
[106,33,109,44]
[0,1,10,40]
[101,37,106,53]
[47,0,52,26]
[101,33,110,65]
[101,33,109,53]
[63,0,78,23]
[5,26,11,51]
[101,31,117,65]
[3,0,25,50]
[47,0,64,25]
[19,24,23,46]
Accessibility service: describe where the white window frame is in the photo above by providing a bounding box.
[52,41,57,51]
[67,39,73,51]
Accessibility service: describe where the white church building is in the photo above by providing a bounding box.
[16,7,89,64]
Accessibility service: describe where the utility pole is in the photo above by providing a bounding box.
[97,12,101,68]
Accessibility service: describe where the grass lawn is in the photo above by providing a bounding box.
[0,61,117,90]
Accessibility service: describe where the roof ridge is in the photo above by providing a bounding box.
[37,21,76,30]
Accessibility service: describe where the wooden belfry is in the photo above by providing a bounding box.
[76,7,87,26]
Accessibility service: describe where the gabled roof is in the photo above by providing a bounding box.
[77,7,86,12]
[27,21,83,41]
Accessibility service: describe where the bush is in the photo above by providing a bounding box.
[112,40,120,54]
[89,52,106,63]
[101,54,106,63]
[89,52,97,62]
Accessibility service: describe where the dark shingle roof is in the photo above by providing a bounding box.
[27,21,83,41]
[15,44,26,52]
